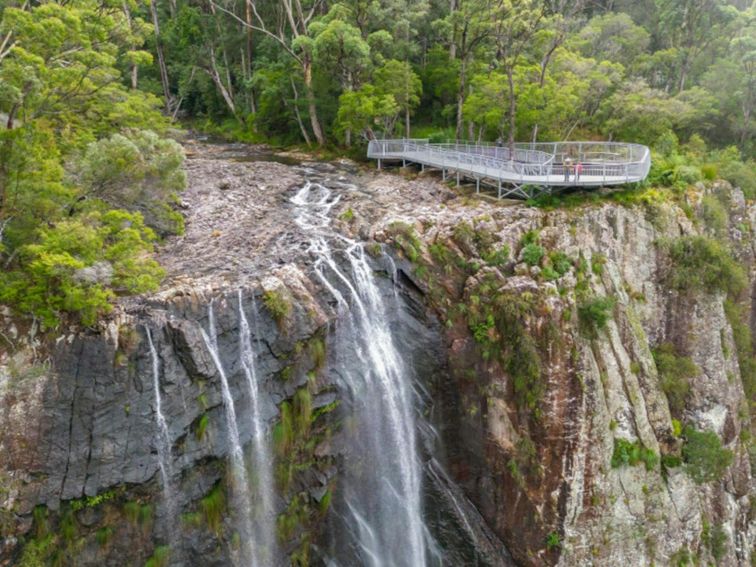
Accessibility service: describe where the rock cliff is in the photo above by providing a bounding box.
[0,140,753,566]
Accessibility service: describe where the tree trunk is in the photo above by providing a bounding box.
[303,58,325,146]
[289,77,312,146]
[455,56,467,139]
[405,107,410,138]
[149,0,172,113]
[507,66,516,152]
[245,0,257,115]
[207,46,236,116]
[449,0,458,59]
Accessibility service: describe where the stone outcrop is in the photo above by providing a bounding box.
[0,141,753,566]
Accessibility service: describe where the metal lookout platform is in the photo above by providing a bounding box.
[367,139,652,199]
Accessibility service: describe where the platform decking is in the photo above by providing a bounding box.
[367,139,651,199]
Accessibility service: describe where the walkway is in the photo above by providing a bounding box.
[367,139,651,199]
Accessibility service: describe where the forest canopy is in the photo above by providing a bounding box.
[0,0,753,325]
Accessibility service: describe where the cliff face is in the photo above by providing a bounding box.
[0,141,753,566]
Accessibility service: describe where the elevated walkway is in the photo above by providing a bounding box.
[367,139,651,199]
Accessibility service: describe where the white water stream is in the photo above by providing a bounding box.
[238,290,278,566]
[291,181,429,566]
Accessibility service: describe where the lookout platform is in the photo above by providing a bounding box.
[367,139,651,199]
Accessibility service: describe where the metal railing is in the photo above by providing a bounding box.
[366,138,651,189]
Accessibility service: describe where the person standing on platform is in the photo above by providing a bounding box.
[563,158,572,182]
[576,161,583,182]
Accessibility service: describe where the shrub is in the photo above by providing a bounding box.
[263,289,291,327]
[719,158,756,199]
[664,236,746,297]
[700,195,728,235]
[521,243,545,266]
[681,426,733,484]
[0,209,164,327]
[73,130,186,236]
[653,343,698,414]
[482,245,510,267]
[578,296,615,335]
[611,438,658,471]
[548,251,572,276]
[700,163,718,180]
[673,165,702,185]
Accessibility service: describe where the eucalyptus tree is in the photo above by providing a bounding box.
[432,0,502,138]
[211,0,328,144]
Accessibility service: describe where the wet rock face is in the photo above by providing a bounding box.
[1,142,754,566]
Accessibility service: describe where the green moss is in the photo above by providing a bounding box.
[724,299,755,413]
[95,526,113,548]
[309,337,326,370]
[32,506,48,539]
[195,413,210,441]
[200,483,226,536]
[611,438,658,471]
[144,545,170,567]
[338,208,354,222]
[681,427,733,484]
[123,501,140,525]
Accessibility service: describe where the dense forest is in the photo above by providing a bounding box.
[0,0,753,326]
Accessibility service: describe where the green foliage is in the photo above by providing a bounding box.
[611,438,659,471]
[95,527,113,548]
[263,289,291,328]
[388,221,423,263]
[578,296,615,335]
[200,484,226,536]
[195,413,209,441]
[664,236,746,297]
[0,0,177,327]
[700,195,728,235]
[73,130,186,236]
[545,531,561,551]
[338,208,354,222]
[724,299,756,412]
[681,426,734,484]
[144,546,171,567]
[702,522,728,561]
[653,343,699,414]
[521,243,545,267]
[0,210,164,327]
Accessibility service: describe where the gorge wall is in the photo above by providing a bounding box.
[0,141,753,566]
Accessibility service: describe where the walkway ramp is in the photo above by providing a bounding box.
[367,139,651,199]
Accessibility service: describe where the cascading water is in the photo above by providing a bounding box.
[145,328,178,549]
[291,181,431,566]
[237,290,278,566]
[200,302,255,565]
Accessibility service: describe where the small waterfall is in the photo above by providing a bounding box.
[292,183,429,566]
[237,290,278,565]
[200,302,255,565]
[146,328,178,548]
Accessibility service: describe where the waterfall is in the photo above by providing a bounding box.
[145,328,178,547]
[237,290,278,566]
[292,182,430,566]
[200,302,255,565]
